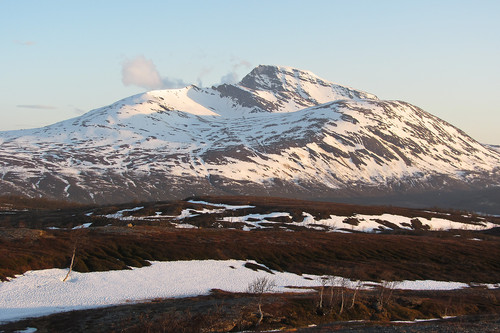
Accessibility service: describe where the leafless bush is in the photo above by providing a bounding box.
[377,280,401,309]
[247,276,276,326]
[337,277,349,315]
[63,228,88,282]
[317,277,328,311]
[349,280,362,309]
[320,275,363,315]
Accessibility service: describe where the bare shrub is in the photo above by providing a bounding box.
[316,277,329,315]
[349,280,362,309]
[247,276,276,326]
[376,280,401,309]
[62,242,77,282]
[63,228,88,282]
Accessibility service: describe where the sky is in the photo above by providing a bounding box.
[1,0,499,144]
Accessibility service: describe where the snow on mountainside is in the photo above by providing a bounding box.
[0,65,499,205]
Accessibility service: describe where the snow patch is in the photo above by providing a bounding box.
[103,206,144,220]
[187,200,255,210]
[0,260,495,323]
[72,223,92,230]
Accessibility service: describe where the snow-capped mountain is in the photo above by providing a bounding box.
[1,65,499,206]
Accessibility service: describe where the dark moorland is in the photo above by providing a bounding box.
[0,195,499,332]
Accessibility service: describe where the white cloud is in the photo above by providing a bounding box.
[121,55,164,90]
[121,55,188,90]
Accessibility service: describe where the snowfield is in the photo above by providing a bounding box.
[1,260,498,323]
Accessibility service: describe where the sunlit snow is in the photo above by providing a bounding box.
[1,66,499,204]
[1,260,498,323]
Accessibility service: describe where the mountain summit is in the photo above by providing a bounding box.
[1,65,499,210]
[238,65,378,107]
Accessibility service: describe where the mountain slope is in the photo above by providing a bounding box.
[0,65,499,208]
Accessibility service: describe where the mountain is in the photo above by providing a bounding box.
[1,65,499,211]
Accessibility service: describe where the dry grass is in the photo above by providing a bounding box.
[1,226,499,283]
[1,288,498,332]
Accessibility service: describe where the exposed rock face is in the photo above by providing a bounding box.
[0,65,499,206]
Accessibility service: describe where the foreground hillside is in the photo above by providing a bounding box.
[1,196,499,331]
[1,195,499,282]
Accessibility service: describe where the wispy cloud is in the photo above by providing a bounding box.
[121,55,188,90]
[231,58,252,70]
[17,104,57,110]
[14,40,35,46]
[219,58,252,85]
[71,106,86,114]
[196,67,213,87]
[161,77,190,89]
[220,72,239,84]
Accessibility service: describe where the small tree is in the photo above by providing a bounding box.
[338,277,350,315]
[63,241,77,282]
[377,280,401,309]
[247,276,276,326]
[318,277,328,308]
[326,276,359,314]
[328,276,339,310]
[63,228,88,282]
[349,280,362,309]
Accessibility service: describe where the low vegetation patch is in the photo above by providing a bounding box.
[1,288,498,332]
[0,226,499,283]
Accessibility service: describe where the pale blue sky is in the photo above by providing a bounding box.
[1,0,499,144]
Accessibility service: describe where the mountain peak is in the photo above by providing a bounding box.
[238,65,378,107]
[239,65,318,91]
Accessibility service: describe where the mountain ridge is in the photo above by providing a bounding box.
[0,65,499,211]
